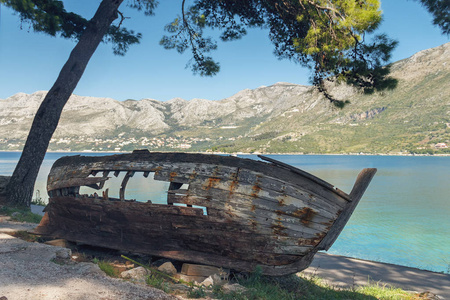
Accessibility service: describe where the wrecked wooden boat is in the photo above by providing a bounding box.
[34,150,376,276]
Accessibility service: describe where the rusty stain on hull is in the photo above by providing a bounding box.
[33,150,377,276]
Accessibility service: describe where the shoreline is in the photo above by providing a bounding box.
[0,150,449,157]
[305,252,450,299]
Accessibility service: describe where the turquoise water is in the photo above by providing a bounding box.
[263,155,450,273]
[1,152,449,273]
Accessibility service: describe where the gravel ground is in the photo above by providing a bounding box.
[0,231,177,300]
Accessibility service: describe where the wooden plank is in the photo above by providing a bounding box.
[317,168,377,251]
[48,176,109,191]
[36,212,314,275]
[119,171,134,201]
[187,183,340,219]
[258,155,336,191]
[181,264,227,276]
[43,196,318,256]
[156,168,347,211]
[165,191,332,235]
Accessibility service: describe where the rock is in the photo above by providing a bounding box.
[211,273,228,286]
[55,248,72,259]
[158,262,177,275]
[151,258,173,267]
[120,266,150,283]
[167,283,191,292]
[44,239,71,248]
[173,273,207,284]
[222,283,247,294]
[76,262,104,276]
[0,216,11,222]
[417,291,441,300]
[0,296,8,300]
[11,212,21,218]
[200,276,214,287]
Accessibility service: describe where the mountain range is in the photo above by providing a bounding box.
[1,42,449,154]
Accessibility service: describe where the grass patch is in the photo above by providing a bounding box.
[0,206,42,223]
[146,273,170,293]
[356,282,417,299]
[98,261,120,278]
[9,230,45,242]
[294,274,417,300]
[115,258,417,300]
[208,268,418,300]
[187,286,207,298]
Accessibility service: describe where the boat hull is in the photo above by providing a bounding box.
[34,151,376,275]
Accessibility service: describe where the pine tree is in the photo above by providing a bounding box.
[2,0,398,207]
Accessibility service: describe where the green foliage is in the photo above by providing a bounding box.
[252,132,279,141]
[4,0,398,94]
[355,281,417,299]
[92,256,416,300]
[0,206,42,223]
[10,230,44,242]
[97,260,120,277]
[161,0,397,97]
[160,4,220,76]
[31,190,46,206]
[30,198,46,206]
[209,271,417,300]
[1,0,158,56]
[146,273,169,293]
[187,286,207,298]
[1,0,87,38]
[416,0,450,35]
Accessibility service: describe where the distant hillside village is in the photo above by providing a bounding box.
[0,135,240,153]
[0,136,448,155]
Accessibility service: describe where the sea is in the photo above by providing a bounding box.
[1,152,449,273]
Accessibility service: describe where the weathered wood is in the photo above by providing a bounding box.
[258,155,334,190]
[35,151,376,276]
[317,168,377,251]
[181,263,226,277]
[154,165,349,208]
[49,176,109,191]
[119,171,134,201]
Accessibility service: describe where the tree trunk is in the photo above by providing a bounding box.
[5,0,124,207]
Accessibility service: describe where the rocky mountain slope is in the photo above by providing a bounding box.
[1,43,449,154]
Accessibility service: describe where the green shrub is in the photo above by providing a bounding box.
[146,273,169,292]
[187,286,206,298]
[98,261,119,277]
[0,206,42,223]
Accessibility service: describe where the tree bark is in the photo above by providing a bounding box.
[5,0,124,207]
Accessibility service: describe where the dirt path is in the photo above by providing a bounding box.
[0,221,177,300]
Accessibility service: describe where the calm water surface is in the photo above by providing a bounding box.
[1,152,449,273]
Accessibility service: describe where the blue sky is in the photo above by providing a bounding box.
[0,0,448,101]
